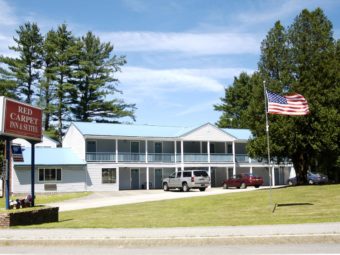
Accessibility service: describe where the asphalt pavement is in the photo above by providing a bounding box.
[48,187,263,212]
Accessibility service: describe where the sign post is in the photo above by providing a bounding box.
[0,97,42,209]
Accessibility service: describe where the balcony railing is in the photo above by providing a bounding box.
[148,153,175,163]
[86,152,116,162]
[210,153,233,162]
[118,153,146,162]
[86,152,243,163]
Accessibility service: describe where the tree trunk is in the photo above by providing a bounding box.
[292,152,308,184]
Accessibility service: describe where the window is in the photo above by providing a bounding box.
[183,172,191,177]
[102,168,116,184]
[39,168,61,182]
[176,172,182,178]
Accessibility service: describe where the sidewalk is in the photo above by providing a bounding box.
[1,223,340,246]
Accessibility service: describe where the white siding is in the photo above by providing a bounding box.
[86,163,118,191]
[182,124,235,142]
[13,165,86,193]
[63,124,86,160]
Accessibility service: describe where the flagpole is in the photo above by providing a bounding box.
[263,80,273,211]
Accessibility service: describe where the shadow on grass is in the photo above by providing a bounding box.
[272,202,314,213]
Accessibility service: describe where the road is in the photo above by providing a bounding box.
[1,244,340,255]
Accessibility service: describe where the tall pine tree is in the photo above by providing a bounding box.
[71,31,135,122]
[0,22,43,103]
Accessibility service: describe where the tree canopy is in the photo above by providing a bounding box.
[0,22,136,142]
[215,8,340,182]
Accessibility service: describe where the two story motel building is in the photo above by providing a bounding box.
[11,122,294,193]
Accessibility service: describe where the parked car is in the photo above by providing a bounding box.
[162,170,210,192]
[222,173,263,189]
[287,171,329,185]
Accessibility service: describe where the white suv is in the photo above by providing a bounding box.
[162,170,210,192]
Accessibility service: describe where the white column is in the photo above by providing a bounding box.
[232,141,236,175]
[174,141,177,163]
[146,167,149,190]
[116,167,120,191]
[208,166,212,188]
[272,166,275,186]
[207,141,211,163]
[145,140,148,163]
[181,140,184,171]
[115,139,118,163]
[250,166,253,174]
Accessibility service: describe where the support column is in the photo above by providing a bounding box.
[115,139,118,163]
[250,166,253,174]
[232,141,236,175]
[145,140,148,163]
[117,167,120,191]
[174,141,177,163]
[146,167,149,190]
[272,166,275,186]
[181,140,184,171]
[207,141,210,163]
[5,139,11,210]
[30,142,36,207]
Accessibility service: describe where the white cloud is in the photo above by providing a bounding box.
[100,31,261,55]
[236,0,336,26]
[176,100,218,117]
[0,0,17,26]
[116,66,254,103]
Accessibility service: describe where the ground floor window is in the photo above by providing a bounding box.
[102,168,116,184]
[39,168,61,182]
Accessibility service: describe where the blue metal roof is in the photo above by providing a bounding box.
[72,122,253,141]
[222,128,253,140]
[14,148,86,166]
[72,122,193,138]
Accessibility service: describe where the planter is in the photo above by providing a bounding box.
[0,206,59,227]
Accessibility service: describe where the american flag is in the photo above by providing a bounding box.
[266,90,310,115]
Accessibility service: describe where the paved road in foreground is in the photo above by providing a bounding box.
[1,243,340,255]
[1,222,340,245]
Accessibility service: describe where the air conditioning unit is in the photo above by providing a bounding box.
[44,184,57,191]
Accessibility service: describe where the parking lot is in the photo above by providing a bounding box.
[49,187,267,212]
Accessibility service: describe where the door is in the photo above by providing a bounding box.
[154,169,163,189]
[131,169,139,189]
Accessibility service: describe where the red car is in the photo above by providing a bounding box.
[222,173,263,189]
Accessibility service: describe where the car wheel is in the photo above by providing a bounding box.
[309,179,314,185]
[223,183,228,189]
[254,185,259,188]
[182,182,189,192]
[240,182,247,189]
[199,188,206,192]
[163,183,169,191]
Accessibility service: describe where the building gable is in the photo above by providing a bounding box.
[181,123,236,141]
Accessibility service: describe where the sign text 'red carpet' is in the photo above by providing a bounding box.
[4,99,42,140]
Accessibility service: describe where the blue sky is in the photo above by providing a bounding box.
[0,0,339,127]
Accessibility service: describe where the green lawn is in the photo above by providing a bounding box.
[20,184,340,228]
[0,192,91,211]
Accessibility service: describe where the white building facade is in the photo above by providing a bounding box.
[11,122,294,193]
